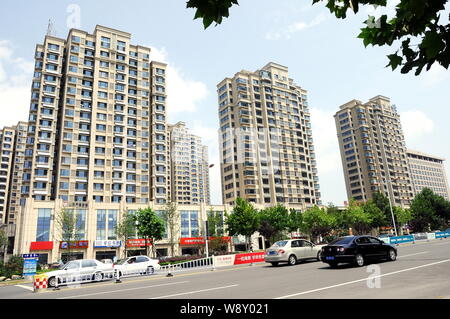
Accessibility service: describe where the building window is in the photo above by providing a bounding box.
[36,208,51,241]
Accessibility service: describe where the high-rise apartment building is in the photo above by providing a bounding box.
[22,25,170,205]
[6,122,28,224]
[0,126,16,224]
[169,121,210,205]
[407,149,450,200]
[0,122,28,225]
[217,62,321,208]
[335,96,413,207]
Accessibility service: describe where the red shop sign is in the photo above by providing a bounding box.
[180,237,205,245]
[30,241,54,251]
[60,241,89,249]
[180,236,232,245]
[234,252,265,265]
[126,239,153,247]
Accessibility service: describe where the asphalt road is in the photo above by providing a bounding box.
[1,238,450,299]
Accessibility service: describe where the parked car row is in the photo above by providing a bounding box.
[264,235,398,268]
[46,255,161,287]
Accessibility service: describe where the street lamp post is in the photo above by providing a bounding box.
[202,164,214,259]
[383,178,398,237]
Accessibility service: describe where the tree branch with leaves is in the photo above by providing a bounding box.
[186,0,450,75]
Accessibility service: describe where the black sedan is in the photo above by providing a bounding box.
[320,235,397,268]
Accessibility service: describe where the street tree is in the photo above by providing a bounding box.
[115,211,137,258]
[207,209,227,255]
[160,201,180,257]
[393,206,413,235]
[409,188,450,232]
[287,208,303,236]
[257,204,290,245]
[186,0,450,75]
[225,197,259,251]
[338,200,373,235]
[301,206,335,243]
[0,227,8,260]
[54,208,83,263]
[363,200,388,231]
[134,208,165,258]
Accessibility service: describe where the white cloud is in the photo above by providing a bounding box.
[421,64,450,87]
[400,110,434,142]
[265,13,329,40]
[0,40,33,128]
[310,107,347,205]
[310,108,341,174]
[149,46,208,116]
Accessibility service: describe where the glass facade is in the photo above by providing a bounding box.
[96,209,117,240]
[180,210,199,237]
[36,208,51,241]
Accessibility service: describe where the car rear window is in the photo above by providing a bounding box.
[329,237,354,245]
[115,259,127,265]
[271,241,288,247]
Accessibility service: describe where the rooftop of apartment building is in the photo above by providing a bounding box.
[407,149,446,162]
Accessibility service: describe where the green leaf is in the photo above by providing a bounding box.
[387,53,403,70]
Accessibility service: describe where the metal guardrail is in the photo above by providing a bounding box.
[53,270,116,289]
[49,257,215,289]
[158,257,214,277]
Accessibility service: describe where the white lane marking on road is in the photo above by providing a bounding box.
[434,242,450,246]
[398,252,428,258]
[275,258,450,299]
[16,285,34,292]
[58,281,190,299]
[150,284,239,299]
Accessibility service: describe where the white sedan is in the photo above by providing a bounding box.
[265,239,325,266]
[113,255,161,277]
[47,259,114,287]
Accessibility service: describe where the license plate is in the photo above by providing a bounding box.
[268,251,276,255]
[326,256,335,260]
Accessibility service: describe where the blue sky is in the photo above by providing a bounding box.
[0,0,449,206]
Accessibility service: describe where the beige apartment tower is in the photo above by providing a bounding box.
[169,121,211,205]
[335,96,414,206]
[22,25,170,206]
[217,62,321,208]
[0,126,16,224]
[407,149,450,200]
[0,122,28,225]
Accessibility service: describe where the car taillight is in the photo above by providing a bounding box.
[278,249,285,255]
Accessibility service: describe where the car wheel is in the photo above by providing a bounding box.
[146,266,154,275]
[48,277,56,288]
[328,262,338,268]
[316,252,322,261]
[288,255,297,266]
[270,262,279,267]
[387,249,397,261]
[93,272,103,282]
[355,254,365,267]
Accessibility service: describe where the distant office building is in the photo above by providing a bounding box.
[169,121,210,205]
[217,62,321,208]
[407,149,450,200]
[22,25,170,205]
[335,95,413,207]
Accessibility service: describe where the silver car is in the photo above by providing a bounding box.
[46,259,114,287]
[265,239,324,266]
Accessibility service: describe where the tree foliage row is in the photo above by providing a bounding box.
[224,188,450,246]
